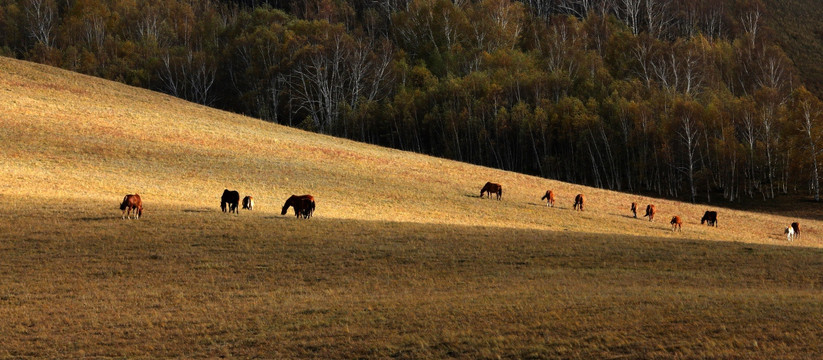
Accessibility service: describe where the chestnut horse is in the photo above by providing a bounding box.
[480,182,502,200]
[541,190,555,207]
[242,196,254,210]
[644,204,656,221]
[631,202,638,218]
[221,189,240,214]
[120,194,143,219]
[792,222,800,240]
[281,195,315,219]
[573,194,585,211]
[670,216,682,231]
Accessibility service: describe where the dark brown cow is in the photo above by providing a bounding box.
[282,195,315,219]
[792,222,800,240]
[573,194,585,211]
[120,194,143,219]
[671,216,682,231]
[644,204,656,221]
[631,202,638,218]
[242,196,254,210]
[541,190,555,207]
[480,182,502,200]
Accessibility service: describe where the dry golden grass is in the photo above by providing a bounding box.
[2,56,823,358]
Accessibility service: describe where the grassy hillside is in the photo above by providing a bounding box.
[2,57,823,358]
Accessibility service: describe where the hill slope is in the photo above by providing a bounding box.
[763,0,823,96]
[3,57,823,358]
[0,56,816,246]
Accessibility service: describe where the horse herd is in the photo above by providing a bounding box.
[482,182,801,240]
[118,181,803,242]
[118,190,316,220]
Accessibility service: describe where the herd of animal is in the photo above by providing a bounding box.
[482,182,801,240]
[118,181,803,242]
[118,190,315,220]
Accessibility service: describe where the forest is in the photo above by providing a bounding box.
[2,0,822,203]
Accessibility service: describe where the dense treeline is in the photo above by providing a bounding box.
[3,0,823,202]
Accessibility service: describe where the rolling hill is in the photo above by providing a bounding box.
[2,57,823,358]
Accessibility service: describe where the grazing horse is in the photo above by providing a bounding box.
[221,189,240,214]
[281,195,315,219]
[573,194,585,211]
[480,182,502,200]
[791,222,800,240]
[644,204,656,221]
[120,194,143,219]
[242,196,254,210]
[701,211,718,227]
[670,216,682,231]
[785,226,796,242]
[631,202,638,218]
[541,190,555,207]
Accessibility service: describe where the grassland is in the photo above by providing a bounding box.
[2,56,823,358]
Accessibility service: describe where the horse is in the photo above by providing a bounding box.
[701,211,718,227]
[221,189,240,214]
[644,204,656,221]
[281,195,315,219]
[631,202,638,218]
[480,182,502,200]
[120,194,143,219]
[670,216,682,231]
[541,190,555,207]
[785,226,796,242]
[242,196,254,210]
[573,194,585,211]
[791,222,800,240]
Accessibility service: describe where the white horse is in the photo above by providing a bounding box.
[785,226,796,242]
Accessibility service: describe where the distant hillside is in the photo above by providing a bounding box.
[0,56,817,247]
[763,0,823,96]
[4,0,823,205]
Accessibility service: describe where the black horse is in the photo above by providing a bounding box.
[221,189,240,214]
[700,211,717,227]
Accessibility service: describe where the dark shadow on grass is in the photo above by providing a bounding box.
[77,216,112,221]
[183,209,212,213]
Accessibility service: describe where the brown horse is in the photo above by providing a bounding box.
[120,194,143,219]
[792,222,800,240]
[631,202,638,218]
[281,195,315,219]
[573,194,585,211]
[242,196,254,210]
[221,189,240,214]
[480,182,502,200]
[644,204,656,221]
[670,216,682,231]
[541,190,555,207]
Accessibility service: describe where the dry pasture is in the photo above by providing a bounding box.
[2,57,823,358]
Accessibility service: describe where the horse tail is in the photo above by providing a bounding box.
[310,200,316,217]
